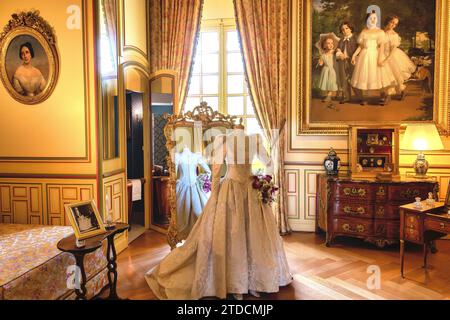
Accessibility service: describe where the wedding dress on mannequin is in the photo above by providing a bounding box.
[145,130,292,300]
[175,146,211,239]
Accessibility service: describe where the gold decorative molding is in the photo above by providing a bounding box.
[0,11,56,44]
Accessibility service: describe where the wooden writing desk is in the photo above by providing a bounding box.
[400,201,448,277]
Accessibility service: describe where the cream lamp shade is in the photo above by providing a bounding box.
[401,124,444,151]
[402,123,443,178]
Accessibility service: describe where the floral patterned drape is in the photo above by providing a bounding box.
[234,0,291,234]
[149,0,204,112]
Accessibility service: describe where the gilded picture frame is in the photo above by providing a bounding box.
[297,0,450,135]
[0,11,59,105]
[65,200,107,241]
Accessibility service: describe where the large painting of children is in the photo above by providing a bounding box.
[311,0,436,122]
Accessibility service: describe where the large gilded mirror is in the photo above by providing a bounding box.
[97,0,119,160]
[165,102,238,248]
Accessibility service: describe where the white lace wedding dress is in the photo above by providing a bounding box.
[145,131,293,299]
[175,148,211,239]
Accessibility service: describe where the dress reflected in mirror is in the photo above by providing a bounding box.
[145,131,292,300]
[175,146,211,239]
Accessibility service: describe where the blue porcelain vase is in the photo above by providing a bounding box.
[324,148,340,175]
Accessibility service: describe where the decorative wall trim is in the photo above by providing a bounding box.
[0,174,97,179]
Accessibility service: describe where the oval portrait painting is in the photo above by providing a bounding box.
[0,12,59,105]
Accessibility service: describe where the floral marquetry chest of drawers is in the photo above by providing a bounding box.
[316,174,438,248]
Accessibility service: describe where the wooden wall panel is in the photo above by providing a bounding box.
[103,175,125,223]
[46,184,95,226]
[0,184,42,225]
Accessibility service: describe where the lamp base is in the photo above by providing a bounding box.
[413,153,429,179]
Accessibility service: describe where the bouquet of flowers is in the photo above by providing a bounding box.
[252,174,279,205]
[197,173,211,193]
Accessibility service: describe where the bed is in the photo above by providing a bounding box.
[0,224,108,300]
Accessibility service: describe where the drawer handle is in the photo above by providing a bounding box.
[343,223,365,233]
[440,223,445,229]
[409,225,415,229]
[343,187,367,197]
[344,206,365,215]
[401,189,420,199]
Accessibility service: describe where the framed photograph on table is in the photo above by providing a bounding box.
[65,200,106,240]
[349,125,400,178]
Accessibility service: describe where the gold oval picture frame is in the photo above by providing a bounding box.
[0,11,59,105]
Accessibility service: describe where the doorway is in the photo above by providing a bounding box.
[126,91,146,243]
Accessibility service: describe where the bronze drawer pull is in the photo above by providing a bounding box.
[440,223,445,229]
[344,206,365,215]
[343,223,365,233]
[344,187,366,197]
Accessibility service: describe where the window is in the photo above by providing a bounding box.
[184,20,261,136]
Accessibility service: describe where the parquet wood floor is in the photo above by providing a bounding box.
[113,231,450,300]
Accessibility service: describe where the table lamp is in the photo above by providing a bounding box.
[401,124,444,178]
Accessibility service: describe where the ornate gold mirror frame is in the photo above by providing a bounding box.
[164,102,238,248]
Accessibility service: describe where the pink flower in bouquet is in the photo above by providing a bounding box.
[198,174,211,193]
[251,174,278,205]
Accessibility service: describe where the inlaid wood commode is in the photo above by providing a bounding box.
[316,174,438,248]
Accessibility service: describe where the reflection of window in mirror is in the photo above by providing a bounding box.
[98,0,119,160]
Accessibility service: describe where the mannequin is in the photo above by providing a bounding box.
[145,127,292,300]
[175,145,211,239]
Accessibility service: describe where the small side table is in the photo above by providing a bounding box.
[103,223,130,299]
[57,237,102,300]
[400,201,446,278]
[57,223,130,300]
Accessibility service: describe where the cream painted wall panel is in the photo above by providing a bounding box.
[287,195,297,218]
[0,0,87,158]
[123,0,147,54]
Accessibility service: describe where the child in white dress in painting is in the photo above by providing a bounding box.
[380,15,417,103]
[318,37,339,103]
[351,11,396,105]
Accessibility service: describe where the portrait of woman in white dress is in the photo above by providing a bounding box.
[145,129,292,300]
[1,25,57,105]
[175,146,211,239]
[351,11,396,105]
[12,42,47,97]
